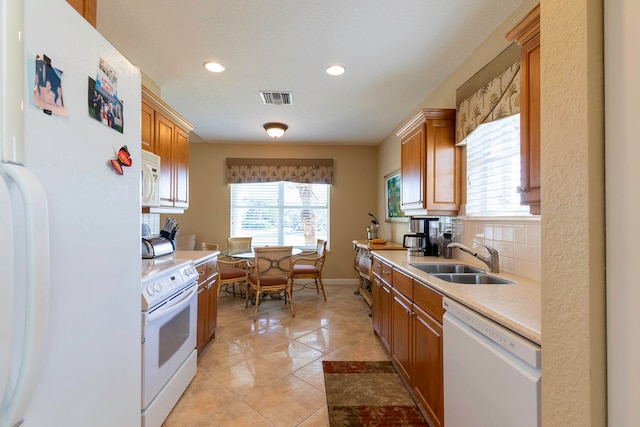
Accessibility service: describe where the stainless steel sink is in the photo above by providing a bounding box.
[432,273,514,285]
[410,263,485,274]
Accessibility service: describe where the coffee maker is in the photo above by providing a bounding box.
[402,217,440,256]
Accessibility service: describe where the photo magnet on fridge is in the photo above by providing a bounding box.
[33,54,68,116]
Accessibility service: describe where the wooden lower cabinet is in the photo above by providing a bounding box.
[372,275,392,351]
[391,289,413,383]
[196,257,219,351]
[372,258,392,352]
[371,256,444,427]
[413,304,444,427]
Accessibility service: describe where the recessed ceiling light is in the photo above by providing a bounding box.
[325,64,346,76]
[203,61,225,73]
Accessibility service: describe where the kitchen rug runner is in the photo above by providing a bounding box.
[322,360,429,426]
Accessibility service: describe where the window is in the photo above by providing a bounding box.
[230,182,329,249]
[464,114,531,217]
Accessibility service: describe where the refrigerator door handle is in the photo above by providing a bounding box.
[0,163,49,427]
[0,176,14,413]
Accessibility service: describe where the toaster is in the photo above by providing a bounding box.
[141,236,175,259]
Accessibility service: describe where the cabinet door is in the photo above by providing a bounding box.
[380,281,392,352]
[391,289,412,384]
[413,305,444,427]
[425,118,459,212]
[205,276,218,342]
[373,275,392,352]
[371,275,382,336]
[66,0,96,27]
[155,112,175,206]
[520,32,541,214]
[196,282,208,351]
[506,4,541,215]
[174,126,189,208]
[141,102,155,152]
[401,125,425,210]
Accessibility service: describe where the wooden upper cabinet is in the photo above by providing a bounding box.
[66,0,96,27]
[142,86,194,211]
[141,101,155,152]
[397,109,459,215]
[506,4,541,215]
[174,126,190,208]
[155,112,176,207]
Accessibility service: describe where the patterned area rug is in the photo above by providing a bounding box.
[322,361,429,426]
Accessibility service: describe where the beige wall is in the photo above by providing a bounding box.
[172,142,377,281]
[541,0,606,425]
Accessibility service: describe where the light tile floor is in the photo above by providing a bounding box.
[163,282,390,427]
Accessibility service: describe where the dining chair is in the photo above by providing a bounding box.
[291,239,327,301]
[176,233,196,251]
[201,242,248,297]
[201,242,218,251]
[227,236,252,253]
[246,246,294,321]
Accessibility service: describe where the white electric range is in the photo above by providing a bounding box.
[140,256,199,427]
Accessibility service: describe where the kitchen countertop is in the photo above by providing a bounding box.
[141,251,220,280]
[371,250,541,345]
[353,239,405,250]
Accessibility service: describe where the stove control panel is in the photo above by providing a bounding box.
[142,262,198,310]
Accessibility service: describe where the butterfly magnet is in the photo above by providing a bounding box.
[110,145,132,175]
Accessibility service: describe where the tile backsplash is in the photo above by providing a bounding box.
[141,213,161,236]
[450,217,541,281]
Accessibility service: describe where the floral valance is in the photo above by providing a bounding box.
[456,61,521,144]
[226,158,334,184]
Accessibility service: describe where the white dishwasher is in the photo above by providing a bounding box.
[443,298,541,427]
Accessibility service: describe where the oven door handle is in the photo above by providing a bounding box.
[145,284,197,325]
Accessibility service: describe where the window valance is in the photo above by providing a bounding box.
[455,44,521,144]
[226,158,334,184]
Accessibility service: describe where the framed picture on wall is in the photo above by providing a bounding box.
[385,170,407,222]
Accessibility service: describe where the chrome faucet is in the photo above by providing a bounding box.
[447,240,500,273]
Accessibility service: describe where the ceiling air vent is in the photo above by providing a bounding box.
[259,91,293,105]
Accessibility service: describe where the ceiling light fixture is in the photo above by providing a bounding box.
[263,122,288,139]
[203,61,225,73]
[325,64,346,76]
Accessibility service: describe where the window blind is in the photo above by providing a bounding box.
[464,114,530,217]
[230,182,329,248]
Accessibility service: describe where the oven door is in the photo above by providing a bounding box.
[141,282,197,409]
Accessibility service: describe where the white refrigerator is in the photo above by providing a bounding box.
[1,0,142,426]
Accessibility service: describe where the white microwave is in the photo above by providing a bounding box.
[141,150,160,207]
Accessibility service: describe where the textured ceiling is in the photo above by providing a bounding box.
[96,0,524,145]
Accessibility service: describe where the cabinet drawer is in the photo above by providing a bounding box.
[392,269,413,300]
[414,280,444,323]
[373,257,393,284]
[195,262,207,284]
[206,259,217,280]
[372,257,382,277]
